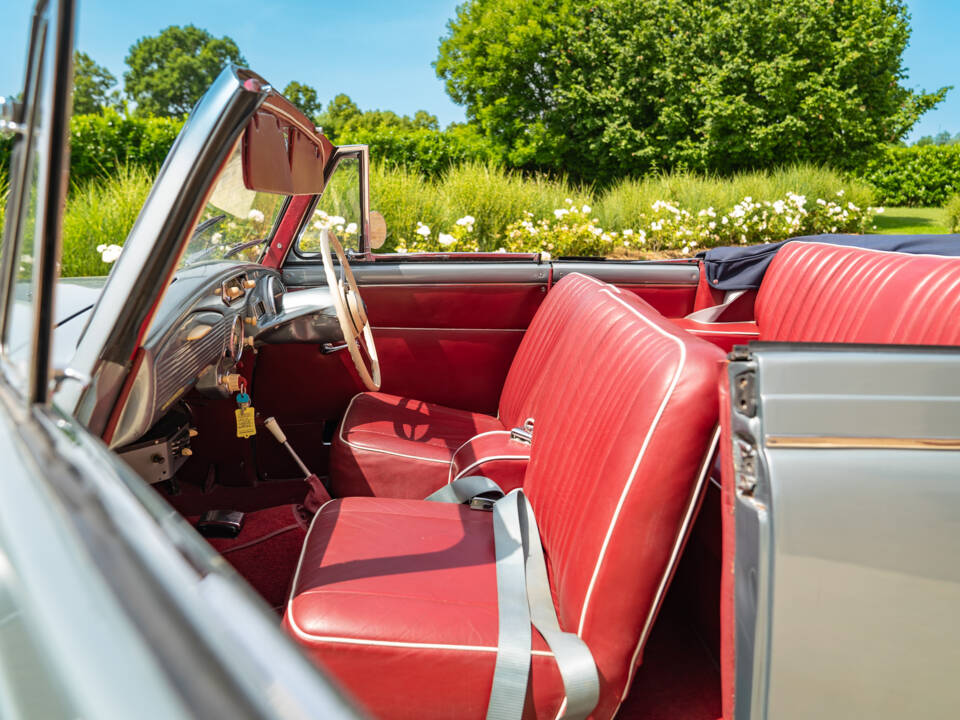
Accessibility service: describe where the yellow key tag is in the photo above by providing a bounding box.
[235,407,256,438]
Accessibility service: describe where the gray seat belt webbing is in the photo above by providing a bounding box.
[428,479,599,719]
[684,288,746,322]
[486,490,534,720]
[516,491,599,719]
[425,475,504,504]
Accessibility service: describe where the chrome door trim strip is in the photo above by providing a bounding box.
[765,435,960,450]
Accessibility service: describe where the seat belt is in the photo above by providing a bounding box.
[428,478,599,720]
[685,289,746,322]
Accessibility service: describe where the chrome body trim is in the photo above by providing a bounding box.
[764,435,960,450]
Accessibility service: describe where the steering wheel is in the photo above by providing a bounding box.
[319,229,381,391]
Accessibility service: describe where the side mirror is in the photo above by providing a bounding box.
[369,210,387,250]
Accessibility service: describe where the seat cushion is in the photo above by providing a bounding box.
[284,497,564,720]
[329,392,504,498]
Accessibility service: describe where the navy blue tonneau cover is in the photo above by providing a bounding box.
[698,234,960,290]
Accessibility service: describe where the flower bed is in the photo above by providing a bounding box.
[392,193,880,257]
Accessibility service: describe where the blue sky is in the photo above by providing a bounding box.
[2,0,958,141]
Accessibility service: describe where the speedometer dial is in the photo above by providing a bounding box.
[230,315,244,359]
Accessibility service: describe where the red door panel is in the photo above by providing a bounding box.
[619,284,697,317]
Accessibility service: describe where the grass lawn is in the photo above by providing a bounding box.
[874,207,951,234]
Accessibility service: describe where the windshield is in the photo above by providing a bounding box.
[179,139,287,268]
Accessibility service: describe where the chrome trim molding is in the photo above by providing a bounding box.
[765,435,960,450]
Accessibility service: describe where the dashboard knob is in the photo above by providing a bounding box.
[225,286,242,300]
[188,428,199,438]
[243,278,256,289]
[180,448,193,457]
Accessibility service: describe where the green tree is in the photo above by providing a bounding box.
[124,25,246,116]
[283,81,322,121]
[436,0,948,181]
[73,51,120,114]
[316,93,362,141]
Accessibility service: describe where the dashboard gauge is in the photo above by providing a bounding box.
[230,315,244,359]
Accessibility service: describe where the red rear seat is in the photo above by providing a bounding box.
[756,241,960,344]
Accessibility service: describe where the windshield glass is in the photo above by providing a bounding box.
[179,139,287,268]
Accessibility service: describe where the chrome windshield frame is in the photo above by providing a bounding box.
[56,66,269,432]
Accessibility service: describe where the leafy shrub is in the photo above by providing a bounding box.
[371,161,589,251]
[69,110,184,186]
[342,125,495,177]
[61,165,153,276]
[863,145,960,207]
[945,194,960,232]
[388,164,879,255]
[597,166,877,235]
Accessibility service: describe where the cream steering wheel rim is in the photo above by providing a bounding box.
[319,229,381,391]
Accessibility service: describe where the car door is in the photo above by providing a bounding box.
[0,3,358,718]
[720,343,960,719]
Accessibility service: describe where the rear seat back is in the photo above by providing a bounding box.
[756,241,960,344]
[519,275,724,717]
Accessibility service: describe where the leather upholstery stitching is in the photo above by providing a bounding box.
[576,287,687,637]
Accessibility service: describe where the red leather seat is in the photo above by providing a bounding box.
[756,241,960,343]
[330,273,617,498]
[286,280,724,719]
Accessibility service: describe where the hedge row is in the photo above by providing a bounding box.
[862,144,960,207]
[3,112,960,207]
[0,110,184,188]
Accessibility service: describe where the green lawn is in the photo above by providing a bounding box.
[874,207,951,234]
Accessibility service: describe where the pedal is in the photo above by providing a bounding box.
[196,510,245,538]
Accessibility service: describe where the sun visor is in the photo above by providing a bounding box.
[242,111,330,195]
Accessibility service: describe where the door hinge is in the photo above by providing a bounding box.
[733,370,757,418]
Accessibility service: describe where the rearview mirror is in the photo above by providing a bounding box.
[369,210,387,250]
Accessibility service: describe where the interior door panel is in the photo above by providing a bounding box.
[554,261,700,317]
[258,258,701,479]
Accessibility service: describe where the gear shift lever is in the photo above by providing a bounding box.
[263,416,330,512]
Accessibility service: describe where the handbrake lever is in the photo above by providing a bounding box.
[263,416,330,512]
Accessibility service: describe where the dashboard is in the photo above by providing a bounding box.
[110,261,342,450]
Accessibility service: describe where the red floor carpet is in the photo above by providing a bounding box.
[191,504,308,611]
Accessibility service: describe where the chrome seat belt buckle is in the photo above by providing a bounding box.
[469,496,496,512]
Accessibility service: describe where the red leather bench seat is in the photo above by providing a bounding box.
[286,279,724,718]
[756,241,960,344]
[330,273,621,498]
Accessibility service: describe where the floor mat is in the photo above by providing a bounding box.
[619,609,722,720]
[192,504,308,611]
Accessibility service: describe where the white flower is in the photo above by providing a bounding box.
[397,247,408,254]
[836,190,845,197]
[99,244,123,263]
[212,232,223,243]
[415,222,431,237]
[329,215,346,227]
[553,208,569,220]
[438,233,456,246]
[582,204,591,214]
[623,229,634,236]
[455,215,476,228]
[345,222,358,235]
[248,209,265,223]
